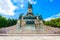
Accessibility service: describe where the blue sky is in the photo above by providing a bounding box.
[0,0,60,21]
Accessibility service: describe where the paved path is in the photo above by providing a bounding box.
[0,36,60,40]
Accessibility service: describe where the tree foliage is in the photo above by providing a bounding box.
[0,15,8,28]
[0,15,17,28]
[7,19,17,27]
[44,18,60,28]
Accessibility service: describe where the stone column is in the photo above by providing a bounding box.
[35,20,40,29]
[21,17,26,29]
[21,20,25,28]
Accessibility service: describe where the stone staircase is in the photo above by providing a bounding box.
[0,23,60,34]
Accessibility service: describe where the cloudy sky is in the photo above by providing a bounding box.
[0,0,60,21]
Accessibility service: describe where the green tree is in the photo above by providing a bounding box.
[7,19,17,26]
[44,18,60,28]
[0,15,17,28]
[0,15,8,28]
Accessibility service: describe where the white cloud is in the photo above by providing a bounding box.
[28,0,37,4]
[13,0,37,8]
[0,0,17,16]
[21,4,24,9]
[44,17,55,21]
[44,13,60,21]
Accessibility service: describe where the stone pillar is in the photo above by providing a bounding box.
[21,20,26,28]
[37,16,39,20]
[39,20,44,29]
[35,20,40,29]
[20,20,21,27]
